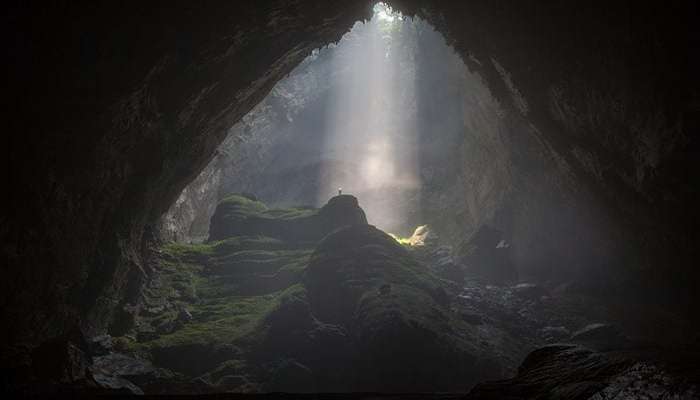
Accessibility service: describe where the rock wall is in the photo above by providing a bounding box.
[394,0,698,293]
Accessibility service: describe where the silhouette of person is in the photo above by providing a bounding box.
[338,187,342,195]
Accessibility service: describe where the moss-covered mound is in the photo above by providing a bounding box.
[124,233,314,387]
[303,224,504,391]
[120,197,510,393]
[208,194,367,242]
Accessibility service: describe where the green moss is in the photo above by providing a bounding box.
[212,236,290,254]
[142,284,308,351]
[135,227,315,357]
[219,194,268,214]
[262,207,316,220]
[388,232,413,247]
[218,194,316,221]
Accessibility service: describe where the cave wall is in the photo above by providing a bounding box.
[3,0,697,349]
[393,0,698,294]
[3,1,373,346]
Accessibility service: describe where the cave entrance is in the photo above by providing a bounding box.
[162,2,506,245]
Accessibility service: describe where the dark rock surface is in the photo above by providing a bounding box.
[465,344,699,399]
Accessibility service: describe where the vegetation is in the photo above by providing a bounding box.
[217,194,316,221]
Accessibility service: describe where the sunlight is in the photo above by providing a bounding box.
[318,2,418,233]
[374,3,402,23]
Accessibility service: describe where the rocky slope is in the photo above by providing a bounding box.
[107,196,514,392]
[6,195,697,395]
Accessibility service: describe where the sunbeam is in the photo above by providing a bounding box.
[319,3,419,234]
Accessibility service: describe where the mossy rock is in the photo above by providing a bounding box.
[208,194,367,242]
[304,224,503,391]
[304,224,447,325]
[134,234,317,377]
[132,200,509,391]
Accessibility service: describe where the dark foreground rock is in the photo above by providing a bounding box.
[466,344,699,399]
[303,224,505,392]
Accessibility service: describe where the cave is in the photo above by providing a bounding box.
[3,0,699,396]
